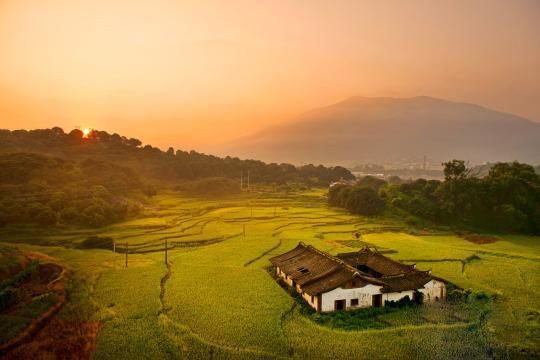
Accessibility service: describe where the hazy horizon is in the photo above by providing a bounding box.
[1,0,539,152]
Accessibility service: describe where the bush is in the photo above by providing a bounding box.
[345,187,386,216]
[0,261,39,292]
[78,236,114,250]
[385,295,416,308]
[0,288,19,311]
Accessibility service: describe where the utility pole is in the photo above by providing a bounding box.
[247,171,250,191]
[240,171,243,190]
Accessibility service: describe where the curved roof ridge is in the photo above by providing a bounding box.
[305,244,390,284]
[382,269,431,279]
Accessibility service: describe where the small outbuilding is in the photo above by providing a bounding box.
[270,243,447,312]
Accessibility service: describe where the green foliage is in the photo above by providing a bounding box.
[355,175,387,191]
[0,261,38,292]
[345,187,385,215]
[442,159,470,180]
[0,287,18,311]
[329,184,385,216]
[176,177,241,197]
[304,305,399,330]
[0,128,354,186]
[17,292,58,319]
[381,160,540,234]
[0,153,145,228]
[77,236,114,250]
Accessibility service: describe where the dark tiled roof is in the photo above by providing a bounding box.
[270,243,444,295]
[379,271,434,293]
[337,248,416,276]
[270,243,384,295]
[302,267,367,295]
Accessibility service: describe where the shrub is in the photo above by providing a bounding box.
[0,288,19,311]
[345,187,386,216]
[78,236,114,250]
[385,295,416,308]
[0,261,39,292]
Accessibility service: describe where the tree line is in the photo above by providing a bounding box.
[329,160,540,234]
[0,153,152,228]
[0,128,354,186]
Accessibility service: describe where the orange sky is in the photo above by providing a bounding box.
[1,0,539,151]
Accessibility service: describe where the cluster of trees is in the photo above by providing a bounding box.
[328,184,386,216]
[331,160,540,234]
[0,153,151,228]
[0,128,354,186]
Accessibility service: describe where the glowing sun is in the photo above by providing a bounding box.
[82,128,91,138]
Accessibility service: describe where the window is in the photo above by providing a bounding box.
[297,266,310,274]
[351,298,359,306]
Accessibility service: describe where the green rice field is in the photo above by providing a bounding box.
[1,189,539,359]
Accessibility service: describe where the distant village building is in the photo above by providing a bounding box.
[270,243,447,312]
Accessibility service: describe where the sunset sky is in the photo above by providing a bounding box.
[1,0,539,151]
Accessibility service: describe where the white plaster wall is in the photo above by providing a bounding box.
[320,284,383,312]
[276,266,318,310]
[276,265,446,311]
[419,280,446,302]
[277,267,294,287]
[302,291,318,310]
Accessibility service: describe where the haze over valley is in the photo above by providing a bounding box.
[221,96,540,166]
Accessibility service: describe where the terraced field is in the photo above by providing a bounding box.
[1,190,539,359]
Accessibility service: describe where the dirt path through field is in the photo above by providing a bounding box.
[159,261,172,315]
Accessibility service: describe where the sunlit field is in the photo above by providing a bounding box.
[1,189,539,359]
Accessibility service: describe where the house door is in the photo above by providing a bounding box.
[334,299,346,311]
[372,294,382,307]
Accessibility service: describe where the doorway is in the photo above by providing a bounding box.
[372,294,382,307]
[334,299,346,311]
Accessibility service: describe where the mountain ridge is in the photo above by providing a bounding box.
[222,96,540,165]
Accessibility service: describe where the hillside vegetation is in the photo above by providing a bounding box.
[0,128,353,186]
[330,160,540,234]
[0,153,149,228]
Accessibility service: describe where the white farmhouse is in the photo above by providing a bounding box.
[270,243,447,312]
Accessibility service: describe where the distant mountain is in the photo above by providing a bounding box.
[223,96,540,165]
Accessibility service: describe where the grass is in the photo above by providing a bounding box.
[0,292,58,345]
[0,189,538,359]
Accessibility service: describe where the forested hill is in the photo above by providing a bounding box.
[0,128,353,186]
[0,153,150,227]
